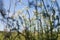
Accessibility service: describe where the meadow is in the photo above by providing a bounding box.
[0,31,60,40]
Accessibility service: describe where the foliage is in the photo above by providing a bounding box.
[0,0,60,40]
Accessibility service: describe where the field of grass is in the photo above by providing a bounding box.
[0,31,60,40]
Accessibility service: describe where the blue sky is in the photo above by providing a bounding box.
[0,0,34,31]
[0,0,60,31]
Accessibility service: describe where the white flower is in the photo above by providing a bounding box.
[33,10,36,13]
[24,6,29,10]
[37,2,43,7]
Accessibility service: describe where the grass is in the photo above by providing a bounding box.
[0,31,60,40]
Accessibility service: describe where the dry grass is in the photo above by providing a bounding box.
[0,31,60,40]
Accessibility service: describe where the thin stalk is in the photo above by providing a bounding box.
[41,0,49,40]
